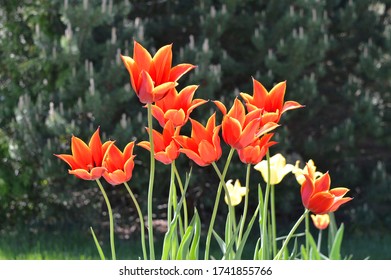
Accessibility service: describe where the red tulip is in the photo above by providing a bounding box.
[214,98,279,150]
[121,41,196,104]
[54,128,112,180]
[301,164,352,214]
[237,133,277,165]
[151,85,207,128]
[240,78,303,123]
[102,141,136,186]
[174,113,222,166]
[138,120,180,165]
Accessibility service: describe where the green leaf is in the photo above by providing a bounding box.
[307,232,321,260]
[161,169,192,260]
[189,210,201,260]
[328,212,338,253]
[235,206,260,260]
[212,230,226,255]
[90,227,105,260]
[176,222,194,260]
[300,244,309,260]
[253,238,260,260]
[329,223,344,260]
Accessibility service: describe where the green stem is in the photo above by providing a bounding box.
[274,209,309,260]
[317,230,322,252]
[271,184,277,257]
[212,162,237,248]
[123,182,147,260]
[261,150,271,259]
[238,163,251,246]
[167,161,176,228]
[173,162,188,230]
[305,210,310,252]
[204,147,235,260]
[95,179,116,260]
[147,103,156,260]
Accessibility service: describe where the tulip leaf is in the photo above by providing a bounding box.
[328,212,338,253]
[188,209,201,260]
[176,214,196,260]
[90,227,105,260]
[161,169,192,260]
[300,244,309,260]
[307,232,321,260]
[235,206,260,260]
[253,238,260,260]
[212,230,226,255]
[329,223,344,260]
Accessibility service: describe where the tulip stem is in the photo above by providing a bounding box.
[261,150,271,259]
[274,209,309,260]
[305,210,310,253]
[147,103,156,260]
[317,229,323,252]
[238,163,251,247]
[173,162,188,230]
[95,179,116,260]
[271,184,277,257]
[204,147,235,260]
[123,182,147,260]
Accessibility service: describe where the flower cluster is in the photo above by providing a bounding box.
[55,41,352,260]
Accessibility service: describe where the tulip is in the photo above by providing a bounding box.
[151,85,207,128]
[214,98,278,150]
[102,141,136,186]
[301,164,352,214]
[292,159,323,185]
[254,153,294,185]
[240,78,303,123]
[138,120,180,165]
[237,133,277,165]
[121,41,196,103]
[311,214,330,230]
[174,113,222,166]
[224,179,247,206]
[54,128,112,180]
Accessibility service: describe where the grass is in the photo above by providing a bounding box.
[0,228,390,260]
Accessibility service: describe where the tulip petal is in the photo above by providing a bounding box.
[169,63,196,82]
[138,71,155,103]
[307,192,335,214]
[315,172,331,193]
[179,148,207,167]
[300,174,315,208]
[71,135,92,169]
[89,127,103,167]
[151,105,166,127]
[133,41,152,72]
[222,116,242,147]
[152,44,172,84]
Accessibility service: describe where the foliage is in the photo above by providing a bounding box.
[0,0,390,236]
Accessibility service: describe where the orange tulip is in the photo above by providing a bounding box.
[138,120,180,165]
[102,141,136,186]
[121,41,196,104]
[240,78,303,123]
[174,113,222,166]
[214,98,278,150]
[54,128,112,180]
[237,133,277,165]
[151,85,207,128]
[301,164,352,214]
[311,214,330,230]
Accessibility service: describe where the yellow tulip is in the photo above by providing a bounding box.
[224,179,247,206]
[292,159,323,185]
[254,153,294,185]
[311,214,330,230]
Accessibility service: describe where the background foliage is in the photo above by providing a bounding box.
[0,0,390,242]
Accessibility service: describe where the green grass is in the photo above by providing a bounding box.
[0,229,390,260]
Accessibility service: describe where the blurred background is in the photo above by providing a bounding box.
[0,0,390,259]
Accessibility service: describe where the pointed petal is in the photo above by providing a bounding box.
[179,148,207,166]
[328,197,353,213]
[89,127,103,167]
[164,109,186,127]
[151,104,166,127]
[169,63,196,82]
[152,81,177,102]
[315,172,331,193]
[252,78,268,109]
[300,174,315,208]
[54,154,80,170]
[198,139,218,165]
[268,81,286,112]
[151,44,172,84]
[213,100,227,115]
[137,141,151,152]
[256,122,280,137]
[222,116,242,147]
[138,71,155,103]
[307,192,335,214]
[71,135,92,169]
[236,118,260,149]
[120,55,139,92]
[281,100,304,114]
[133,40,152,72]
